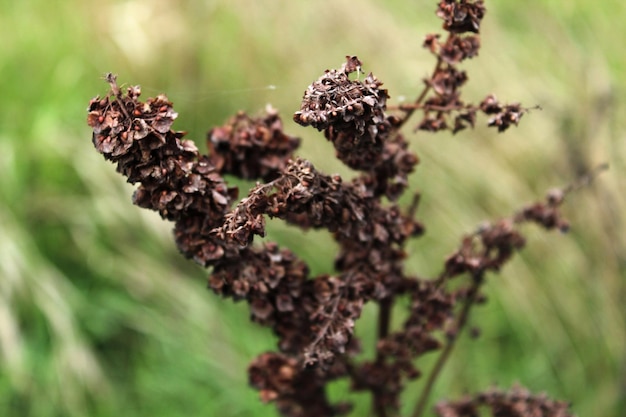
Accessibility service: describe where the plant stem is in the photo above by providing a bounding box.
[373,396,389,417]
[377,297,393,348]
[371,297,393,417]
[396,34,451,129]
[411,274,483,417]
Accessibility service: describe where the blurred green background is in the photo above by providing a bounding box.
[1,0,624,416]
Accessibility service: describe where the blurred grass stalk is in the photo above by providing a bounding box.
[0,208,107,414]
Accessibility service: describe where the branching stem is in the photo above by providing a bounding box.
[395,33,451,129]
[411,274,483,417]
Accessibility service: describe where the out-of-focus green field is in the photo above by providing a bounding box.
[0,0,624,416]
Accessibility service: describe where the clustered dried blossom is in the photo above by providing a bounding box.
[443,189,570,280]
[479,94,527,132]
[436,0,485,34]
[87,72,419,415]
[514,188,570,232]
[294,56,392,170]
[402,0,527,134]
[249,352,352,417]
[86,1,583,416]
[293,55,420,201]
[435,385,574,417]
[88,75,238,267]
[215,153,423,368]
[208,106,300,181]
[294,56,386,138]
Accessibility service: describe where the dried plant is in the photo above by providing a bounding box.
[86,1,605,416]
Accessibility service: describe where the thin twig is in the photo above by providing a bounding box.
[104,73,131,120]
[305,290,343,354]
[562,162,609,196]
[395,33,451,129]
[408,192,421,220]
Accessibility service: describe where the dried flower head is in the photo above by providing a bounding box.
[208,105,300,181]
[436,0,486,34]
[438,35,481,64]
[480,94,525,132]
[249,352,351,417]
[435,384,574,417]
[294,56,391,171]
[294,56,387,134]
